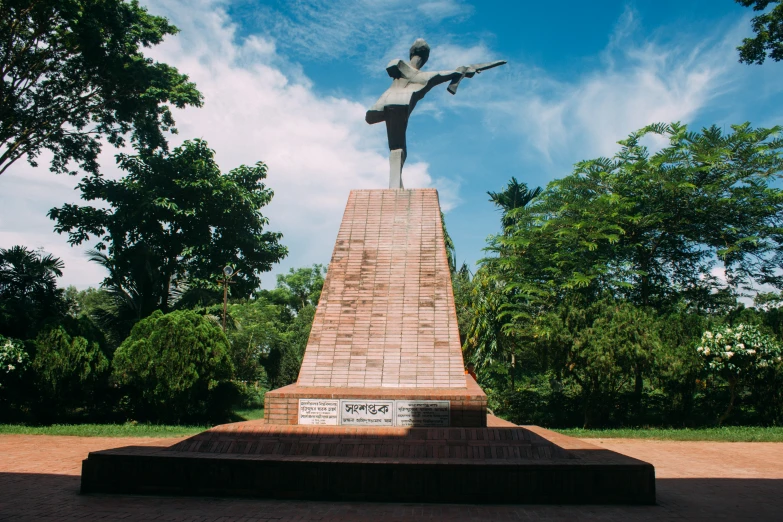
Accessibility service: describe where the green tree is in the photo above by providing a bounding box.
[0,246,66,339]
[697,323,783,425]
[530,298,661,427]
[463,178,543,390]
[737,0,783,64]
[49,139,288,326]
[0,0,202,177]
[0,335,30,411]
[260,264,325,316]
[33,325,109,417]
[487,176,541,231]
[112,309,235,422]
[496,122,783,314]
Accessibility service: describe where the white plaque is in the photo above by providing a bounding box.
[339,399,394,426]
[298,399,339,425]
[395,400,450,427]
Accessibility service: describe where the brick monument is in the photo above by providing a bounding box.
[81,187,656,504]
[264,189,487,428]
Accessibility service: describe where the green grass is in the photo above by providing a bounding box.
[556,426,783,442]
[231,407,264,421]
[0,423,208,437]
[0,408,265,438]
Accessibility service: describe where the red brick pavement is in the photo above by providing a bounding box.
[2,434,783,520]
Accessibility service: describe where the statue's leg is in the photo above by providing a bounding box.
[384,107,408,189]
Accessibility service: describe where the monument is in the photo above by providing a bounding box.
[80,39,655,505]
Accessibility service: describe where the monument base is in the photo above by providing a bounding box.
[264,376,487,427]
[80,416,655,504]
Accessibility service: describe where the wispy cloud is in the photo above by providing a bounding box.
[253,0,473,63]
[0,0,459,289]
[450,8,745,169]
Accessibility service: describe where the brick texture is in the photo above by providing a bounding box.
[264,376,487,427]
[297,189,465,389]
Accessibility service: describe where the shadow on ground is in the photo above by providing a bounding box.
[1,472,782,521]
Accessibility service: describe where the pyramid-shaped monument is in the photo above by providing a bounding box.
[264,189,487,427]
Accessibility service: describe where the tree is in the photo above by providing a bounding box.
[0,335,29,405]
[487,177,541,231]
[49,139,288,323]
[112,309,235,422]
[526,298,661,428]
[0,0,202,177]
[0,246,66,339]
[737,0,783,64]
[495,122,783,314]
[697,323,783,425]
[260,265,325,316]
[33,325,109,417]
[463,178,542,390]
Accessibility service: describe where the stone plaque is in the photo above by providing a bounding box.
[395,400,450,427]
[339,399,394,426]
[298,399,339,425]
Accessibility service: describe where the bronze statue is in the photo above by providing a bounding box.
[366,38,506,188]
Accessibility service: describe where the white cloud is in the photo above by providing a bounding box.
[0,0,455,290]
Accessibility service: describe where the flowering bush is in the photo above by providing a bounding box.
[697,324,783,424]
[698,324,782,375]
[0,335,29,389]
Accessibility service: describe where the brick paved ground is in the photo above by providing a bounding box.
[2,434,782,521]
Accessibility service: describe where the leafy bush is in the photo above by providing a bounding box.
[698,324,783,425]
[0,335,31,416]
[112,310,236,423]
[32,326,109,419]
[0,336,29,389]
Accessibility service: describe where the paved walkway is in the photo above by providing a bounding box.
[1,434,782,521]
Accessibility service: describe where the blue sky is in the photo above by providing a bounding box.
[2,0,783,290]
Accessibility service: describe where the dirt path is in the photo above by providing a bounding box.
[1,434,781,521]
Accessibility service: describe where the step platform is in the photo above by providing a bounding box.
[80,416,655,504]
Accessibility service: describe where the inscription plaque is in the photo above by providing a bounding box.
[298,399,339,425]
[339,399,394,426]
[395,400,450,427]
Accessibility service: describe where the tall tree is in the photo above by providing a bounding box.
[487,177,541,231]
[737,0,783,64]
[49,139,288,324]
[495,122,783,313]
[0,0,202,177]
[260,265,326,316]
[0,245,66,339]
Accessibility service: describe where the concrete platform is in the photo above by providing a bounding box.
[80,416,655,504]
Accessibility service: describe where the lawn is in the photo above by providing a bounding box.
[0,408,264,438]
[557,426,783,442]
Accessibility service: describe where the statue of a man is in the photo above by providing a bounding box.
[366,39,506,188]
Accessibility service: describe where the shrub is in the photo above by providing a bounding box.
[0,335,29,389]
[32,326,109,418]
[112,310,236,423]
[698,324,783,425]
[0,336,30,415]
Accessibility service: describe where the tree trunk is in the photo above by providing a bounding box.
[717,378,737,427]
[634,367,644,420]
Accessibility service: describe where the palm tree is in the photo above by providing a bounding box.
[0,246,65,339]
[487,177,542,231]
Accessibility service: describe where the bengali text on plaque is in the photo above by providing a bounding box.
[395,400,450,427]
[339,399,394,426]
[298,399,339,425]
